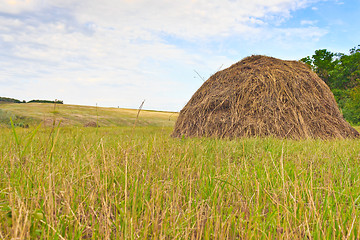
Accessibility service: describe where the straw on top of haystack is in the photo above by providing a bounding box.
[172,55,359,139]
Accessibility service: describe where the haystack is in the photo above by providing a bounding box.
[172,55,359,139]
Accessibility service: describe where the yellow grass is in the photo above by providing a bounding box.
[0,103,178,127]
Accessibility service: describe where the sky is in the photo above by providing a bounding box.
[0,0,359,111]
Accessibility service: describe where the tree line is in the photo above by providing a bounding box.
[301,45,360,125]
[0,97,63,104]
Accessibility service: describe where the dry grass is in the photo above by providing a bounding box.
[0,103,178,127]
[1,125,360,239]
[173,55,359,139]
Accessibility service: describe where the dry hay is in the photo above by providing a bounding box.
[172,55,359,139]
[84,121,100,127]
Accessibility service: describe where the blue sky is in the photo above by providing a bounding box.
[0,0,359,111]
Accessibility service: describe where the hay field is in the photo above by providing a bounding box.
[1,118,360,238]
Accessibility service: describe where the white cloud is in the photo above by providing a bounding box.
[334,0,344,5]
[44,0,317,39]
[0,0,45,14]
[0,0,327,110]
[300,20,318,25]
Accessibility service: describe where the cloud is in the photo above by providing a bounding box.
[300,20,318,25]
[0,0,327,110]
[0,0,41,14]
[334,0,344,5]
[45,0,318,39]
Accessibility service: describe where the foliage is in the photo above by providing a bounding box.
[0,97,23,104]
[343,86,360,124]
[301,44,360,124]
[302,49,337,86]
[28,99,64,104]
[0,97,64,105]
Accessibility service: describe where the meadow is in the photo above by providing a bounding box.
[0,103,177,128]
[1,104,360,239]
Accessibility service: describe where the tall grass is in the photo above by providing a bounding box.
[0,126,360,239]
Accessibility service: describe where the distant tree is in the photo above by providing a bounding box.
[28,100,63,104]
[0,97,22,103]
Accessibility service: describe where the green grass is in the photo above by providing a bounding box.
[1,124,360,239]
[0,103,178,127]
[0,109,39,128]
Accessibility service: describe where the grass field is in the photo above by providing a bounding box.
[0,103,178,128]
[1,104,360,239]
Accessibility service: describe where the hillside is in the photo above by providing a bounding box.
[0,103,178,127]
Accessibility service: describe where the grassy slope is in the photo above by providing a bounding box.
[0,103,178,127]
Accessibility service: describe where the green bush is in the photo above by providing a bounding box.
[0,109,35,128]
[0,109,16,125]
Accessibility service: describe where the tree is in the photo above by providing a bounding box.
[301,45,360,124]
[343,86,360,124]
[301,49,339,87]
[0,97,22,103]
[300,56,313,68]
[313,49,336,85]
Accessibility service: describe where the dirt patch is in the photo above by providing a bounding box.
[84,121,100,127]
[42,118,67,127]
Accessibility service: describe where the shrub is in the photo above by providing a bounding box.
[0,109,37,128]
